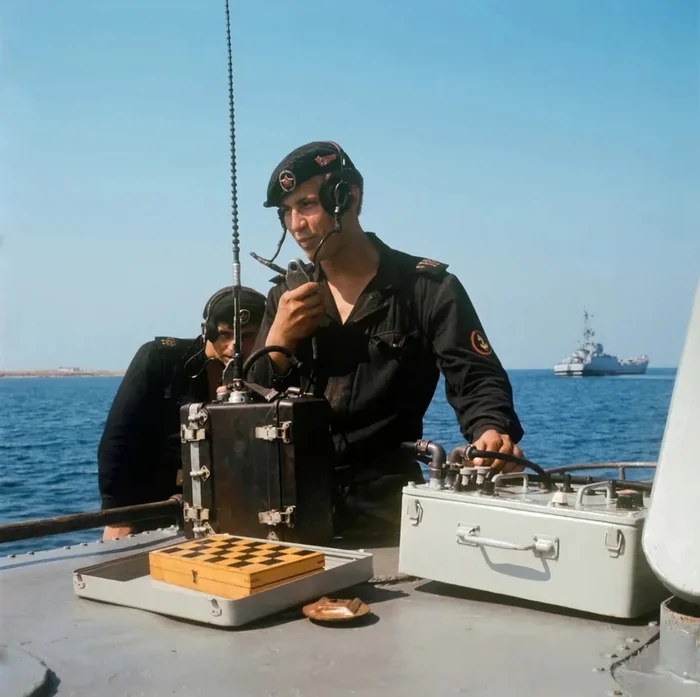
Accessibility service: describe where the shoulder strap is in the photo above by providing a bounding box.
[413,256,449,280]
[153,337,200,398]
[154,336,195,359]
[396,255,449,343]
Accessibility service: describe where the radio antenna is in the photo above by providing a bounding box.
[222,0,244,392]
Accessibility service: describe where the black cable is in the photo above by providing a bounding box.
[464,446,552,485]
[250,216,288,273]
[250,251,286,275]
[311,228,337,266]
[453,446,652,494]
[241,345,300,380]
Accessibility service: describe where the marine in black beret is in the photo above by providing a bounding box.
[252,137,527,518]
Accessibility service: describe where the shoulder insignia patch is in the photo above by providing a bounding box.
[470,330,493,356]
[159,337,177,348]
[415,257,449,278]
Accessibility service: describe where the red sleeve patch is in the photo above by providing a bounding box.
[470,330,493,356]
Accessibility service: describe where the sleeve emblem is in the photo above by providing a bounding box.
[470,330,493,356]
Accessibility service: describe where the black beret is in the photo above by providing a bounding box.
[263,141,363,208]
[203,286,266,327]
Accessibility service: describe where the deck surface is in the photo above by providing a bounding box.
[0,530,661,697]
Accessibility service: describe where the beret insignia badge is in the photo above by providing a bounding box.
[278,170,296,193]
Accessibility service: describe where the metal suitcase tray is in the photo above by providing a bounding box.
[73,536,374,628]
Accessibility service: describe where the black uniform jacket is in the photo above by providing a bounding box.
[250,233,524,489]
[98,336,210,510]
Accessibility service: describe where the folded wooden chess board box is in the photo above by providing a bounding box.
[149,535,325,599]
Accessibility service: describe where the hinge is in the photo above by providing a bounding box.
[258,505,296,528]
[180,424,208,442]
[181,406,209,443]
[183,502,210,522]
[192,522,214,537]
[183,503,213,538]
[254,421,292,444]
[189,465,210,482]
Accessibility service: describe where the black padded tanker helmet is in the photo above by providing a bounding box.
[201,286,266,342]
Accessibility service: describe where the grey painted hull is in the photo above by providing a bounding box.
[554,365,649,377]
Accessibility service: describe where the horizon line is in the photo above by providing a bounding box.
[0,365,678,377]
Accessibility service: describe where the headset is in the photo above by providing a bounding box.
[201,286,251,343]
[319,141,354,221]
[253,141,359,273]
[310,141,355,264]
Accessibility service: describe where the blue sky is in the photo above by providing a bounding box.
[1,0,698,370]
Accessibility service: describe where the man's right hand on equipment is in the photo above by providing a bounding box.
[102,525,134,541]
[266,282,325,372]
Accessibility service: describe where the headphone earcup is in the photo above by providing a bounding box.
[319,174,352,217]
[202,321,215,342]
[206,324,220,342]
[202,287,234,343]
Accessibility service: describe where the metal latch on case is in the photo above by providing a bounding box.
[258,506,296,528]
[604,527,624,557]
[254,422,292,443]
[406,499,423,525]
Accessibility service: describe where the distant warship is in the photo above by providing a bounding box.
[554,310,649,376]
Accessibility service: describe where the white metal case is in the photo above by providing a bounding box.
[398,476,670,618]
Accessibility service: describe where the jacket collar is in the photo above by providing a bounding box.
[316,232,408,326]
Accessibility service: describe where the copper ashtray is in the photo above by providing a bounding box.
[302,597,371,623]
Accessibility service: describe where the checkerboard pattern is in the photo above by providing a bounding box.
[156,536,322,573]
[148,535,326,598]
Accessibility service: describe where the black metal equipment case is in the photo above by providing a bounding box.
[180,395,335,546]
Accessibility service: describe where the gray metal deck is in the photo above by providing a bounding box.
[0,530,672,697]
